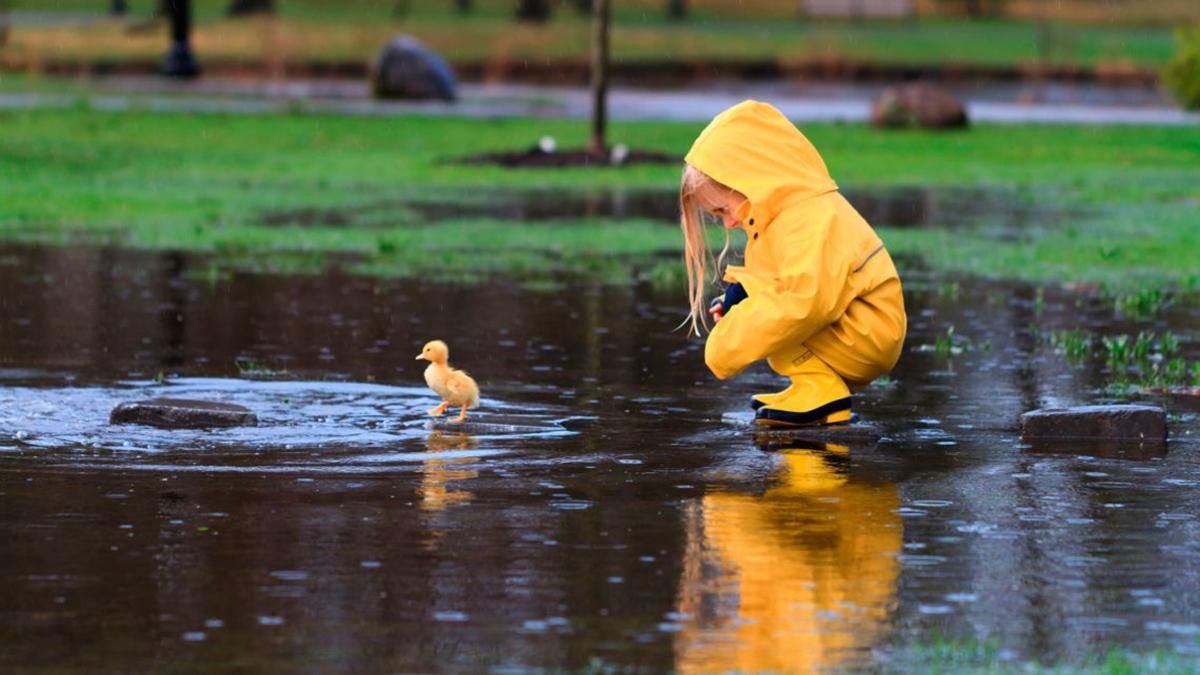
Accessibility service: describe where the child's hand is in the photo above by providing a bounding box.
[709,296,725,323]
[709,282,747,324]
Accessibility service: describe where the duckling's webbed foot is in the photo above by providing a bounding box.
[428,402,450,417]
[451,405,470,423]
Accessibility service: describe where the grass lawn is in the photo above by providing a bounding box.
[879,637,1200,675]
[1,106,1198,292]
[0,0,1183,73]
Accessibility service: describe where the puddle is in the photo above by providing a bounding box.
[257,184,1068,236]
[843,185,1073,235]
[259,187,682,227]
[1,242,1199,672]
[1,378,576,471]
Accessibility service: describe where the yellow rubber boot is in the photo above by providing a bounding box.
[750,384,793,411]
[755,351,852,427]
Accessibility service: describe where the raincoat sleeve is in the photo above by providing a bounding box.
[704,214,854,380]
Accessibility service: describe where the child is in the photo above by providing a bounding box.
[679,100,907,426]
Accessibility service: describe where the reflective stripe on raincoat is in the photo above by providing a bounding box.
[685,100,906,382]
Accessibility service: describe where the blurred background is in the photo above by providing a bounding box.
[1,1,1198,101]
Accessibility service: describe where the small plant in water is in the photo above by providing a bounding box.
[1102,334,1130,368]
[1047,328,1092,361]
[1090,331,1197,394]
[1113,287,1168,317]
[1131,331,1156,363]
[1165,358,1189,384]
[1142,357,1196,391]
[924,324,972,358]
[871,374,895,388]
[1157,332,1181,357]
[235,356,289,379]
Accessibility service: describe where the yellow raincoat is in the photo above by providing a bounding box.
[685,101,906,387]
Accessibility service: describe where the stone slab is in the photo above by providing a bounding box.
[425,420,545,435]
[110,398,257,429]
[1020,404,1166,443]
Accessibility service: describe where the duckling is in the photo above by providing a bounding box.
[415,339,480,423]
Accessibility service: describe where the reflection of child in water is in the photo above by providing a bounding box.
[673,442,901,673]
[679,100,907,426]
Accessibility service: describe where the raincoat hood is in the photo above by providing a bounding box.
[684,100,838,227]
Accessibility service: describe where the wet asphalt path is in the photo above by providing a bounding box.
[2,77,1198,125]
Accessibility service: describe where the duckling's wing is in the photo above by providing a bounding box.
[446,370,480,405]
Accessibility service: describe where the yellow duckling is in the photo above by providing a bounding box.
[415,339,480,423]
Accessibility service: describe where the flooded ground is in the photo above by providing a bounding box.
[258,184,1064,233]
[2,241,1200,673]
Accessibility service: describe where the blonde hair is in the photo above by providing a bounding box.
[679,163,739,336]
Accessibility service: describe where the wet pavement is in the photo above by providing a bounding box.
[3,76,1198,126]
[2,240,1200,672]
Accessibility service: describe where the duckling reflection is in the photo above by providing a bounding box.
[418,431,478,513]
[674,441,901,674]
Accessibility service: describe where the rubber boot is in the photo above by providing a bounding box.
[755,350,852,427]
[750,384,792,411]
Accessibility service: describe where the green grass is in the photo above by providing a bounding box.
[0,1,1183,70]
[878,637,1200,674]
[1,106,1199,290]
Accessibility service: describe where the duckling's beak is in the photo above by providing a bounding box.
[415,353,426,360]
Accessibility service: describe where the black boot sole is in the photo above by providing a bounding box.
[754,397,853,427]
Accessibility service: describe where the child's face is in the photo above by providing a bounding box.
[696,185,747,230]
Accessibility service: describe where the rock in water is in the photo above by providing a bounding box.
[1020,404,1166,442]
[110,398,257,429]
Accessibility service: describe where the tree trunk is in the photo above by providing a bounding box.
[515,0,551,22]
[588,0,610,156]
[162,0,200,77]
[0,5,7,49]
[227,0,274,16]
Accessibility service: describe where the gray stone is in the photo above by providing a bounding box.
[1020,404,1166,442]
[870,82,969,129]
[370,35,457,101]
[110,398,257,429]
[424,414,566,436]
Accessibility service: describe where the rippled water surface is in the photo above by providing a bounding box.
[2,243,1199,673]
